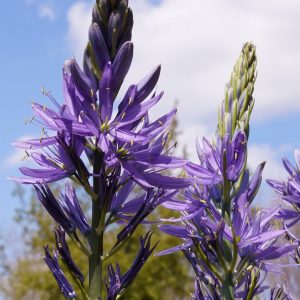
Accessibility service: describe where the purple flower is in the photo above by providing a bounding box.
[35,184,75,233]
[12,133,86,184]
[34,182,90,235]
[54,227,84,284]
[185,130,247,185]
[13,57,188,190]
[43,246,76,299]
[232,195,296,264]
[83,0,133,87]
[61,182,91,235]
[106,232,157,299]
[267,150,300,227]
[115,189,176,245]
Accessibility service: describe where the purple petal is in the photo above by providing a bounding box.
[133,152,188,168]
[239,230,286,248]
[155,241,193,256]
[115,91,164,128]
[136,65,161,104]
[185,162,223,185]
[88,23,110,72]
[13,136,57,149]
[99,62,114,121]
[159,224,191,238]
[112,41,133,94]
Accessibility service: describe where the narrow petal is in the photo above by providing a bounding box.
[114,91,164,128]
[112,41,133,94]
[43,246,77,299]
[88,23,110,71]
[136,65,161,103]
[13,136,57,149]
[99,62,114,121]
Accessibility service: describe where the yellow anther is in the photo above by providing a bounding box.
[25,116,35,124]
[158,120,164,126]
[121,112,126,120]
[117,148,128,156]
[129,97,133,105]
[101,119,110,132]
[90,89,94,97]
[21,151,30,161]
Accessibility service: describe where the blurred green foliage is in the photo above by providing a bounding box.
[0,190,192,300]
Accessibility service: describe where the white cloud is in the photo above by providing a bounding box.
[66,1,93,58]
[248,144,283,181]
[64,0,300,185]
[67,0,300,146]
[2,135,36,169]
[65,0,300,122]
[38,3,56,21]
[25,0,56,21]
[245,143,286,206]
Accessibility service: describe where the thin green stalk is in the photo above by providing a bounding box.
[229,224,238,273]
[222,150,231,218]
[88,149,104,300]
[221,223,238,300]
[195,243,223,282]
[246,269,259,300]
[216,239,228,273]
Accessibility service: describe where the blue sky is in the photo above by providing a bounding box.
[1,0,300,238]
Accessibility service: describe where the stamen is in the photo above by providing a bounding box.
[41,86,61,109]
[25,116,35,125]
[21,150,30,161]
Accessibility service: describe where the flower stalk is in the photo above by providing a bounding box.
[88,148,104,299]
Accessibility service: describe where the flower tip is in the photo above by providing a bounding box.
[123,40,134,50]
[260,161,266,168]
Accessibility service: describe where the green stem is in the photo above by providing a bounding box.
[221,222,238,300]
[216,239,228,273]
[195,243,222,282]
[229,224,238,273]
[88,149,104,300]
[222,150,231,218]
[246,269,258,300]
[221,271,234,300]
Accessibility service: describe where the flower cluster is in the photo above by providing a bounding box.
[157,44,297,299]
[12,1,190,299]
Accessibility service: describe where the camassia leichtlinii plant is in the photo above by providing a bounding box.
[11,1,191,299]
[11,1,300,299]
[157,44,298,299]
